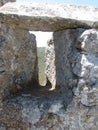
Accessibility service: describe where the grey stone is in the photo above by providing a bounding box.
[72,53,94,78]
[76,29,98,55]
[0,23,38,101]
[0,93,96,130]
[45,29,83,89]
[0,2,97,130]
[0,126,6,130]
[49,102,63,114]
[22,104,41,124]
[0,3,98,31]
[72,31,98,107]
[80,83,98,106]
[10,28,38,87]
[81,91,97,106]
[73,77,98,106]
[53,30,75,88]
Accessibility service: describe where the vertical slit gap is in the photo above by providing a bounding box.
[31,31,53,86]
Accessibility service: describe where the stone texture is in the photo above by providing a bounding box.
[45,29,81,89]
[0,2,98,130]
[45,39,56,90]
[0,23,38,101]
[0,91,97,130]
[72,29,98,107]
[46,28,98,109]
[0,0,16,7]
[76,29,98,55]
[72,52,94,78]
[0,3,98,31]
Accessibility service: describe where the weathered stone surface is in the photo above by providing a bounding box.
[72,53,94,78]
[72,54,98,79]
[0,91,97,130]
[45,39,56,90]
[45,29,82,89]
[0,0,16,7]
[72,29,98,107]
[81,86,98,106]
[0,2,98,129]
[76,29,98,55]
[0,3,98,31]
[73,78,98,106]
[53,30,76,88]
[0,23,38,101]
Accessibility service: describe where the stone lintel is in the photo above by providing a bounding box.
[0,2,98,31]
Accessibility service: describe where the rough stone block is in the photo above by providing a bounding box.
[45,29,79,89]
[76,29,98,55]
[0,23,38,101]
[0,3,98,31]
[45,39,56,90]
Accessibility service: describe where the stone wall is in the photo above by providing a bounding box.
[46,28,98,106]
[0,3,98,130]
[72,29,98,107]
[45,28,98,130]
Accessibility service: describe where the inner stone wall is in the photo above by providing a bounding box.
[0,23,38,102]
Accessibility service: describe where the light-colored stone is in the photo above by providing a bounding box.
[76,29,98,55]
[72,29,98,79]
[72,53,94,78]
[45,39,56,90]
[0,3,98,31]
[72,29,98,107]
[53,30,75,88]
